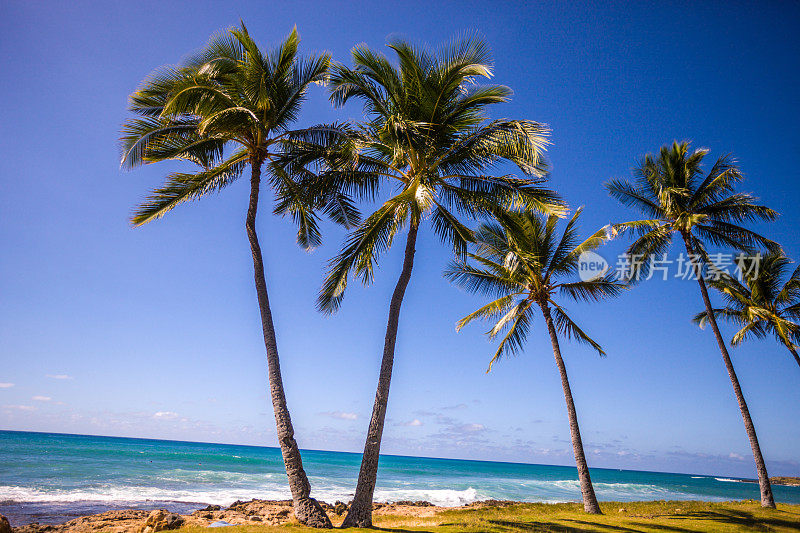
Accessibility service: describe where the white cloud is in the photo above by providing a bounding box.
[32,396,52,402]
[153,411,179,420]
[400,419,423,427]
[461,423,485,432]
[46,374,73,380]
[3,405,36,411]
[0,383,14,389]
[320,411,358,420]
[729,452,745,460]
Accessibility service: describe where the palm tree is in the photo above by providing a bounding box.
[118,24,357,527]
[606,141,779,508]
[447,209,624,514]
[296,36,564,527]
[695,250,800,369]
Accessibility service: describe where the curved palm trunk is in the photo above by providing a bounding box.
[682,234,775,508]
[246,161,332,528]
[342,222,420,528]
[788,347,800,369]
[540,303,602,514]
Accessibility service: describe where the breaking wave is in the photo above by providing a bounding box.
[0,479,718,508]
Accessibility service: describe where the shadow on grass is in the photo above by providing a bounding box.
[625,523,703,532]
[663,508,800,531]
[372,526,436,533]
[563,518,656,532]
[366,506,800,533]
[487,518,646,532]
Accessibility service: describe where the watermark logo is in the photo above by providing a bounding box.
[578,251,609,282]
[576,251,761,282]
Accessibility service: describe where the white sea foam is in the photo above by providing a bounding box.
[372,487,481,507]
[0,485,289,506]
[715,477,740,483]
[153,469,277,484]
[0,484,483,508]
[510,477,725,503]
[0,479,724,508]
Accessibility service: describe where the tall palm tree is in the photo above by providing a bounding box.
[695,250,800,369]
[606,141,779,508]
[118,24,356,528]
[296,36,564,527]
[447,209,624,514]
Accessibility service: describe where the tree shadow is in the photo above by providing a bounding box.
[626,523,703,532]
[664,508,800,531]
[371,527,436,533]
[487,518,645,532]
[364,507,800,533]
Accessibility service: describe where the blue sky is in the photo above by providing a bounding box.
[1,0,799,479]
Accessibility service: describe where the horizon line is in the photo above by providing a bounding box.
[0,428,762,482]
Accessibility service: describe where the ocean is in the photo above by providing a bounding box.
[1,430,798,526]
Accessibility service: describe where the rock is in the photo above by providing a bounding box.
[8,500,331,533]
[226,500,252,510]
[293,498,333,528]
[0,514,11,533]
[618,507,626,513]
[200,505,221,512]
[139,510,184,533]
[467,500,516,508]
[13,510,151,533]
[334,501,348,515]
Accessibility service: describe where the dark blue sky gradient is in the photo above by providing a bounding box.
[1,0,799,478]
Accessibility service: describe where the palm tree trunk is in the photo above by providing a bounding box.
[681,233,775,508]
[342,222,420,528]
[788,347,800,369]
[246,160,332,528]
[540,302,602,514]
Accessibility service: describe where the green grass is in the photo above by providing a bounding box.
[177,500,800,532]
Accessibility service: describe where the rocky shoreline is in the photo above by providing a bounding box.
[2,489,798,533]
[770,477,800,486]
[1,499,479,533]
[736,476,800,487]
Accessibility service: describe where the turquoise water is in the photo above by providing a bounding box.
[1,430,798,525]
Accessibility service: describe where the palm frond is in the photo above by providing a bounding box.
[486,300,533,371]
[558,275,627,303]
[454,294,521,331]
[131,150,248,225]
[317,197,409,313]
[430,203,475,257]
[445,259,521,298]
[549,303,606,356]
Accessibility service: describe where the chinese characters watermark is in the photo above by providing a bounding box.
[578,252,762,282]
